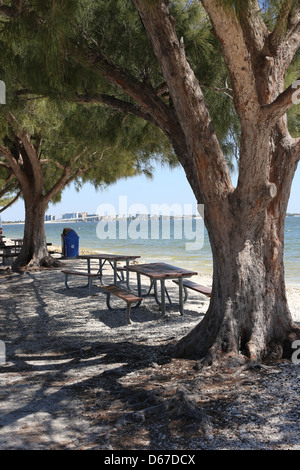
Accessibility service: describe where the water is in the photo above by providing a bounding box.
[2,216,300,284]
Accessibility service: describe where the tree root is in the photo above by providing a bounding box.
[12,254,63,271]
[116,387,212,436]
[40,256,63,268]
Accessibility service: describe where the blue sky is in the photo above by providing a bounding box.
[2,162,300,221]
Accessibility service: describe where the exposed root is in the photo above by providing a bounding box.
[40,256,63,268]
[12,254,63,272]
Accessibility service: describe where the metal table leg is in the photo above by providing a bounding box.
[160,279,166,315]
[178,277,184,315]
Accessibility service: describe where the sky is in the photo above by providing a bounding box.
[1,162,300,222]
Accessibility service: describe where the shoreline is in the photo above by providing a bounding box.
[3,213,300,224]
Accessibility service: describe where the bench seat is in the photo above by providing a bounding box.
[1,253,19,257]
[62,270,99,293]
[102,284,143,324]
[173,279,211,297]
[0,253,19,265]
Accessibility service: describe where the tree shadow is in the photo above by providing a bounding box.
[2,338,299,450]
[1,270,299,450]
[0,338,176,449]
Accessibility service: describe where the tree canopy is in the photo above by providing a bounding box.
[0,0,241,169]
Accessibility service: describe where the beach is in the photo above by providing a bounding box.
[1,251,300,450]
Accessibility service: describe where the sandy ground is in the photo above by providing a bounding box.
[0,250,300,451]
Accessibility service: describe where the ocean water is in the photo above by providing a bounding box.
[2,216,300,284]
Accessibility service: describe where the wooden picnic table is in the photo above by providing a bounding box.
[0,244,22,264]
[0,244,22,252]
[77,253,140,285]
[124,262,198,316]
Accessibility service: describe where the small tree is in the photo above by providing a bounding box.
[0,98,174,269]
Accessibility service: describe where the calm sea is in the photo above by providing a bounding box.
[3,216,300,284]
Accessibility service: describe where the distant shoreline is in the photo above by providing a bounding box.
[2,213,300,224]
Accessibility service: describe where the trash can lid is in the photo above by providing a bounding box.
[62,228,79,238]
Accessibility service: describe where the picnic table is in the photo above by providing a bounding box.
[78,253,140,285]
[0,244,22,264]
[124,262,198,316]
[11,239,23,246]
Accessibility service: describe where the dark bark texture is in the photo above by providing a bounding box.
[130,0,300,362]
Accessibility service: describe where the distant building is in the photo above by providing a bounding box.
[85,213,101,221]
[61,212,78,220]
[60,212,101,221]
[45,214,56,221]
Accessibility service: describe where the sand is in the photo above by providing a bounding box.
[0,252,300,451]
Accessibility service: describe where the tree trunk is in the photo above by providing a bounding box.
[129,0,300,365]
[175,156,300,363]
[12,196,61,270]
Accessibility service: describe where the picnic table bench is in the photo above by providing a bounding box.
[102,284,143,324]
[61,270,100,294]
[172,279,211,299]
[0,252,19,265]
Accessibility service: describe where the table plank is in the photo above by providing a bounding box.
[125,262,197,279]
[78,254,140,261]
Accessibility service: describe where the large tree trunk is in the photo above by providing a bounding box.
[129,0,300,364]
[175,198,299,363]
[175,128,300,363]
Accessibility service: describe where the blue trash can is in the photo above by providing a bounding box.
[61,228,79,257]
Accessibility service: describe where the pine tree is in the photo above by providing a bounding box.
[1,0,299,364]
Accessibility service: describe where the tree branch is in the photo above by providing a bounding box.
[201,0,262,124]
[133,0,233,203]
[43,149,88,205]
[267,0,295,52]
[291,137,300,164]
[0,144,25,183]
[239,0,269,57]
[278,3,300,74]
[0,159,12,171]
[0,190,21,213]
[43,166,72,206]
[8,112,43,192]
[80,42,182,138]
[76,93,159,126]
[261,78,300,124]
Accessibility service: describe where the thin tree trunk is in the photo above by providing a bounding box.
[12,195,61,270]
